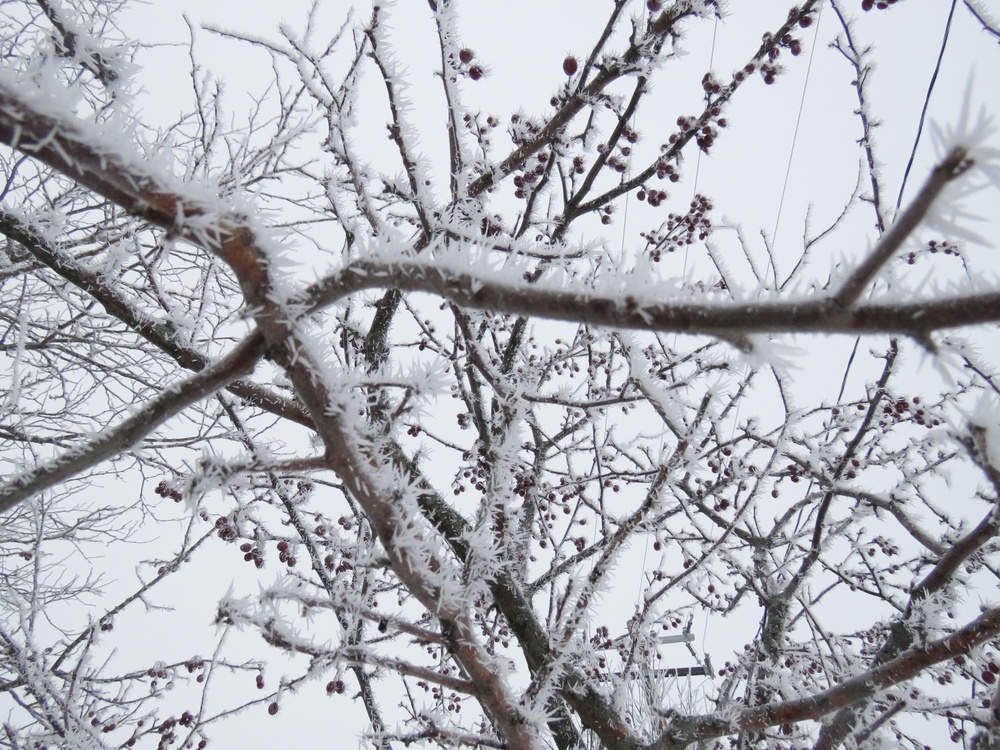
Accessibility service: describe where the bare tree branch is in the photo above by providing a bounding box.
[0,330,266,513]
[661,605,1000,748]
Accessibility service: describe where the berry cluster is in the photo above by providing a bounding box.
[512,150,550,199]
[597,125,641,180]
[880,395,940,429]
[605,153,627,174]
[636,187,668,208]
[147,708,206,750]
[632,142,683,212]
[654,156,680,182]
[479,215,504,237]
[701,72,728,98]
[461,111,498,144]
[453,453,489,495]
[184,657,206,683]
[905,239,960,265]
[589,625,614,651]
[508,113,543,147]
[745,26,804,85]
[506,115,560,199]
[762,28,803,61]
[275,540,296,568]
[214,515,238,542]
[154,480,183,503]
[456,48,483,80]
[777,32,802,57]
[238,541,264,568]
[672,109,727,155]
[473,595,515,654]
[640,195,713,262]
[419,682,464,713]
[982,659,999,685]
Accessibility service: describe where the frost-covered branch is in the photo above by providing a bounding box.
[829,146,971,308]
[35,0,124,87]
[0,331,266,513]
[305,256,1000,339]
[964,0,1000,40]
[0,208,312,427]
[659,605,1000,748]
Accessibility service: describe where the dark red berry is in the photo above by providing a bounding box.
[563,57,578,76]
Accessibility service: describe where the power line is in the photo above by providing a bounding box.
[896,0,959,211]
[771,4,825,255]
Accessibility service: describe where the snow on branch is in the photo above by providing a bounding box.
[661,604,1000,747]
[0,331,266,514]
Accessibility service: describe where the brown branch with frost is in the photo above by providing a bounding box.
[0,330,266,514]
[305,258,1000,339]
[364,7,432,235]
[813,423,1000,749]
[406,460,651,750]
[249,628,477,694]
[464,0,710,199]
[35,0,121,87]
[829,146,971,308]
[569,1,822,220]
[656,605,1000,748]
[964,0,1000,40]
[0,209,313,428]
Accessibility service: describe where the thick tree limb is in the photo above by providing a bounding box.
[304,259,1000,339]
[303,142,982,340]
[0,84,265,299]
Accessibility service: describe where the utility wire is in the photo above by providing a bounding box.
[896,0,959,211]
[771,5,825,253]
